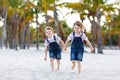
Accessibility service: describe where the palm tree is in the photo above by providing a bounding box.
[6,0,25,50]
[65,1,97,52]
[107,9,120,48]
[81,0,118,53]
[18,0,34,49]
[34,0,50,49]
[37,0,65,41]
[53,0,65,41]
[5,0,34,50]
[37,0,53,26]
[65,0,117,53]
[31,0,52,49]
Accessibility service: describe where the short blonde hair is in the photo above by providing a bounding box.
[44,26,54,32]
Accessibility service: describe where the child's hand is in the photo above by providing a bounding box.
[64,47,67,51]
[63,46,67,51]
[64,48,67,52]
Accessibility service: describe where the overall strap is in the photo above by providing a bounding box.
[46,37,49,43]
[73,32,83,37]
[53,35,56,41]
[73,32,75,37]
[46,35,56,43]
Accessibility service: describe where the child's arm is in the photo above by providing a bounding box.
[44,46,48,60]
[64,39,70,51]
[59,39,65,49]
[86,40,94,52]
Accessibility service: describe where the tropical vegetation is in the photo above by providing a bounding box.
[0,0,120,53]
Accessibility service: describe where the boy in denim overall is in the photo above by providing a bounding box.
[64,21,94,74]
[44,26,64,72]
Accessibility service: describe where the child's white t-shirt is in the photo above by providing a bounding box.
[44,34,61,47]
[67,32,88,42]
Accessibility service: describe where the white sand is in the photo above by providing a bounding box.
[0,47,120,80]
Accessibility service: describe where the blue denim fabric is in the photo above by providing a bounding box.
[49,49,61,60]
[71,46,84,61]
[49,42,61,51]
[71,37,84,61]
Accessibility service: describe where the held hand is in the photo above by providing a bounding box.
[63,45,67,51]
[63,47,67,51]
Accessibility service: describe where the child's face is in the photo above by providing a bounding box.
[45,29,53,37]
[73,25,82,34]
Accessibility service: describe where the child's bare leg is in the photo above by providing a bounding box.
[56,60,60,70]
[77,61,81,74]
[71,61,76,70]
[50,58,54,72]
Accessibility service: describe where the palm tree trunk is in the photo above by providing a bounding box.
[45,12,49,26]
[5,24,9,49]
[108,35,112,48]
[54,4,59,33]
[15,24,19,50]
[88,17,96,53]
[118,35,120,49]
[9,25,13,49]
[1,11,7,48]
[14,25,18,50]
[21,25,26,49]
[53,2,65,41]
[91,21,96,53]
[34,9,39,50]
[26,22,30,49]
[36,26,39,49]
[96,10,103,53]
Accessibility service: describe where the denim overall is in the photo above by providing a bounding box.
[71,32,84,61]
[46,35,61,59]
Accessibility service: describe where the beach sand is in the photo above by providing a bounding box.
[0,47,120,80]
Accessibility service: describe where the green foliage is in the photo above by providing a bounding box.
[0,0,120,48]
[8,0,23,8]
[60,20,72,40]
[29,26,36,43]
[111,34,118,45]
